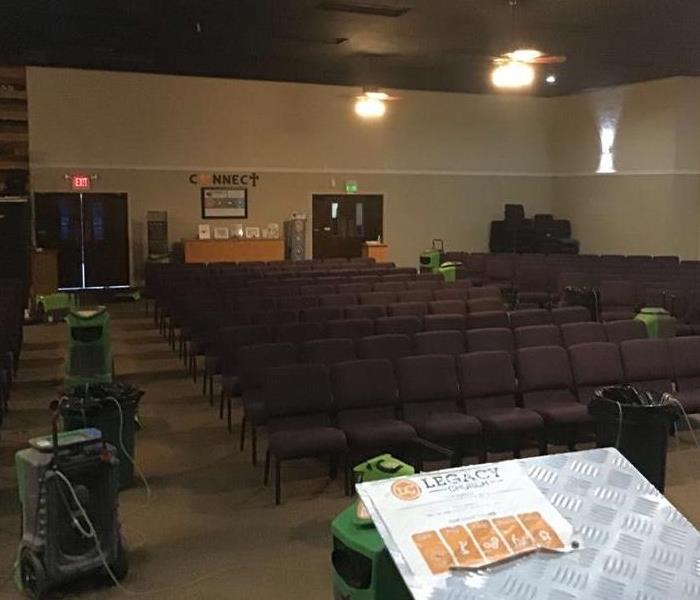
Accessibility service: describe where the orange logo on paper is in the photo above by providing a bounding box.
[391,479,422,501]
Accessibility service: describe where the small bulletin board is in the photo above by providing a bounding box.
[201,187,247,219]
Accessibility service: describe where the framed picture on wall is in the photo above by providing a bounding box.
[201,187,247,219]
[213,226,230,240]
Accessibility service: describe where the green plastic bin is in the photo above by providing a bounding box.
[635,307,676,338]
[64,307,113,388]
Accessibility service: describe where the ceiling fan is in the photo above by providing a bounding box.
[350,87,400,118]
[491,0,566,88]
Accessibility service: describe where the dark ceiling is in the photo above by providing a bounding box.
[1,0,699,96]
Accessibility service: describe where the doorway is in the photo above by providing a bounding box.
[0,197,30,282]
[312,194,383,259]
[34,193,130,290]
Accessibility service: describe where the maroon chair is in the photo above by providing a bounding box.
[320,294,359,307]
[277,295,319,311]
[620,338,674,394]
[406,279,442,291]
[467,311,509,330]
[251,310,298,326]
[301,338,356,366]
[459,351,545,457]
[429,299,467,316]
[568,342,625,404]
[263,364,347,504]
[301,284,336,297]
[337,283,372,295]
[467,297,503,313]
[515,267,551,308]
[600,280,638,321]
[236,342,298,463]
[398,290,433,303]
[344,304,387,320]
[552,306,591,325]
[514,324,562,349]
[668,336,700,413]
[466,328,514,355]
[351,275,380,285]
[276,322,324,347]
[413,330,465,356]
[484,255,514,290]
[300,306,344,323]
[604,319,647,344]
[357,334,412,363]
[509,309,551,329]
[388,302,428,318]
[360,291,397,305]
[326,318,374,340]
[374,281,407,293]
[397,355,482,459]
[561,322,606,347]
[332,359,417,465]
[468,286,501,300]
[432,288,469,301]
[516,345,593,448]
[375,316,422,336]
[423,314,466,332]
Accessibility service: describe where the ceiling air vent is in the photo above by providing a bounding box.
[319,1,411,17]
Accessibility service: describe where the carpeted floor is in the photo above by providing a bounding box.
[1,301,699,599]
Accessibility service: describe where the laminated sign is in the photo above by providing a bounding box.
[357,460,578,600]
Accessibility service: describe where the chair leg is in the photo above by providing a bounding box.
[219,390,225,420]
[538,432,548,455]
[275,458,282,506]
[329,455,338,480]
[202,371,208,396]
[239,415,247,450]
[251,427,258,466]
[209,378,215,406]
[227,396,232,433]
[264,450,271,486]
[192,356,198,383]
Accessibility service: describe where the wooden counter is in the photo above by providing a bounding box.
[362,243,389,263]
[184,239,284,263]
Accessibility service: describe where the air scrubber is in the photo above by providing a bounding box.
[64,307,113,388]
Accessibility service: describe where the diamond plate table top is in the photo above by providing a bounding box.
[367,448,700,600]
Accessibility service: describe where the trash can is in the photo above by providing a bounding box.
[438,261,461,282]
[589,385,679,492]
[61,383,143,490]
[64,307,113,388]
[331,455,413,600]
[635,307,676,338]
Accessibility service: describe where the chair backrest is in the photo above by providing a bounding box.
[388,302,429,318]
[429,299,467,316]
[301,284,336,296]
[468,285,501,299]
[551,306,591,325]
[276,322,324,346]
[344,304,387,320]
[337,283,372,295]
[360,291,397,305]
[432,288,469,301]
[264,363,333,419]
[357,334,412,362]
[374,281,407,293]
[568,342,624,404]
[277,295,319,311]
[668,336,700,390]
[561,322,606,347]
[467,297,503,313]
[299,306,344,323]
[514,324,562,349]
[217,324,273,370]
[326,318,374,340]
[375,316,423,336]
[467,311,509,330]
[604,319,647,344]
[423,314,466,332]
[600,280,636,306]
[319,294,358,307]
[398,289,434,303]
[332,359,398,411]
[620,338,674,392]
[516,266,549,292]
[251,310,298,326]
[509,309,551,329]
[396,355,460,406]
[237,342,298,390]
[517,345,575,398]
[301,338,356,366]
[413,330,466,355]
[406,279,442,291]
[458,351,517,411]
[466,327,514,355]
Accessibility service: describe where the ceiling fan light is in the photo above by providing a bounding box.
[365,91,389,100]
[491,61,535,88]
[508,48,543,62]
[355,95,386,118]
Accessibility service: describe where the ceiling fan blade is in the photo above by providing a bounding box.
[532,55,567,64]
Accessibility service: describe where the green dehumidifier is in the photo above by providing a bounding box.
[331,454,413,600]
[419,239,444,274]
[64,307,113,388]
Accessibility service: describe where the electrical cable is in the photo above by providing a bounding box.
[614,399,624,449]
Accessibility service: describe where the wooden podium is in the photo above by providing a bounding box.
[184,239,284,264]
[362,242,389,263]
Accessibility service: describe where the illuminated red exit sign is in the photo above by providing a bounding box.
[70,175,91,191]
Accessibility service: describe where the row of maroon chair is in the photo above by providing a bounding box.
[249,335,700,502]
[0,279,24,424]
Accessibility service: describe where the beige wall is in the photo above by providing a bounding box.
[26,67,700,282]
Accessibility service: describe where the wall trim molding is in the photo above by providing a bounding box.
[29,162,700,178]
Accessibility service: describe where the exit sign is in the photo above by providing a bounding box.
[71,175,91,191]
[345,180,358,194]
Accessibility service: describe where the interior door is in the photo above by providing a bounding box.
[34,193,83,289]
[83,193,129,287]
[312,194,383,259]
[0,197,30,282]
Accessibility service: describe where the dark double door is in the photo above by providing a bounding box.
[312,194,383,259]
[34,193,130,290]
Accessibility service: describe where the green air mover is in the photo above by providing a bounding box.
[331,455,413,600]
[64,307,113,388]
[635,307,676,338]
[419,239,444,273]
[35,293,75,324]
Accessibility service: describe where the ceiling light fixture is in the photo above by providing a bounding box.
[354,94,387,118]
[491,61,535,89]
[545,74,557,84]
